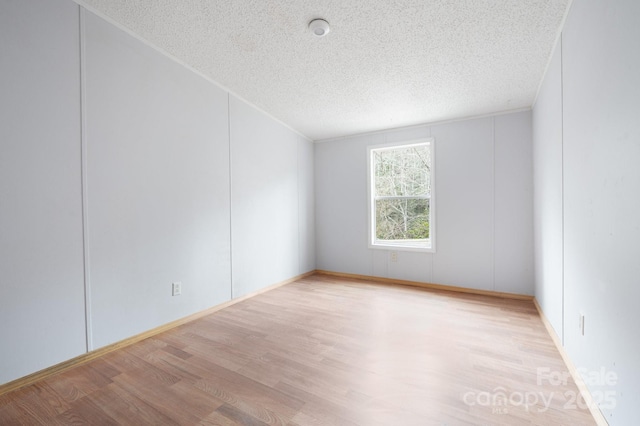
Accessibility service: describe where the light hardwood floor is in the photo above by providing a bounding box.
[0,274,596,425]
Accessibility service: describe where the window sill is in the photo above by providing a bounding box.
[369,240,435,253]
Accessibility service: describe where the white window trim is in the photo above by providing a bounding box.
[367,138,436,253]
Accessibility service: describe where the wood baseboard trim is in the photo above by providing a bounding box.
[313,270,534,300]
[533,298,608,426]
[0,271,314,396]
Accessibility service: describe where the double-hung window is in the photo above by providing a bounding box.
[368,139,435,251]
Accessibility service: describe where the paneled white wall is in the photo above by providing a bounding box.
[431,119,495,290]
[230,96,306,297]
[533,0,640,423]
[532,43,564,340]
[0,0,87,385]
[298,135,316,274]
[84,11,232,349]
[494,113,534,295]
[0,0,314,384]
[315,131,382,276]
[315,112,534,295]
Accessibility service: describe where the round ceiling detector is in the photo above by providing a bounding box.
[309,19,330,37]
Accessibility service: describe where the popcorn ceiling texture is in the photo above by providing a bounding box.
[77,0,570,141]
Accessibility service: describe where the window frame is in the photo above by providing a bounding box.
[367,138,436,253]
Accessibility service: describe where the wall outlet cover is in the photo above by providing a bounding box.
[172,282,182,296]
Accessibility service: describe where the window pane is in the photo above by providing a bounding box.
[374,144,430,197]
[375,198,430,240]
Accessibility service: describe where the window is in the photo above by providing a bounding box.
[368,139,435,251]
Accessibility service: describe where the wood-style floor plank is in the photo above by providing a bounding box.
[0,274,597,425]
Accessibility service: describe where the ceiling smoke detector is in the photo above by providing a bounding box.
[309,19,330,37]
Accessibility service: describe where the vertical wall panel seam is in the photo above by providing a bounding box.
[313,142,319,269]
[78,6,93,352]
[296,136,301,275]
[227,93,234,300]
[560,34,565,346]
[492,117,496,291]
[429,125,434,284]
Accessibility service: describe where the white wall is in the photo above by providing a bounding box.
[0,0,314,385]
[532,42,564,341]
[230,96,313,297]
[533,0,640,423]
[298,134,316,274]
[84,11,232,349]
[0,0,87,385]
[494,113,535,295]
[562,0,640,423]
[315,112,534,295]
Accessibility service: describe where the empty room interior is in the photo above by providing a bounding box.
[1,0,638,425]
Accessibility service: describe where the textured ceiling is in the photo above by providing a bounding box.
[76,0,570,141]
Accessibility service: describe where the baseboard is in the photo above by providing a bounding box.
[533,298,608,426]
[314,270,534,300]
[0,271,315,396]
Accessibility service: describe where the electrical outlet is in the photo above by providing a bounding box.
[172,282,182,296]
[390,251,398,262]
